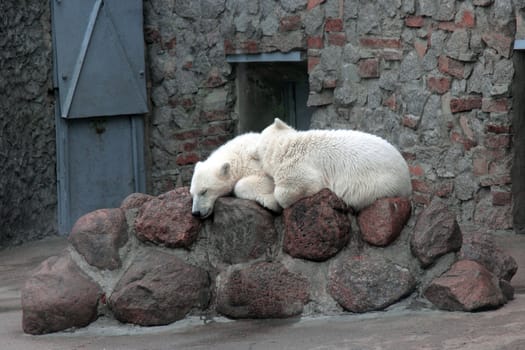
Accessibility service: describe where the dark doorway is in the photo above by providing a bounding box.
[230,55,313,133]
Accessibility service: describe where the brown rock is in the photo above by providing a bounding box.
[216,262,310,319]
[424,260,506,311]
[120,192,155,210]
[69,208,128,270]
[109,250,210,326]
[22,254,102,335]
[135,187,201,248]
[328,255,416,313]
[459,233,518,282]
[357,197,411,246]
[283,189,351,261]
[410,198,462,267]
[206,197,278,264]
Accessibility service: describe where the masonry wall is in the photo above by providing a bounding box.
[0,0,57,247]
[145,0,520,233]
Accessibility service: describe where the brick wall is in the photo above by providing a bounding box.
[145,0,520,232]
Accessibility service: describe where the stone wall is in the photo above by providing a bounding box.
[144,0,520,232]
[0,0,56,246]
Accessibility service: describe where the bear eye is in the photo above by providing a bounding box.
[199,189,207,196]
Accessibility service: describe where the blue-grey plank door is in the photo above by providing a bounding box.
[52,0,148,234]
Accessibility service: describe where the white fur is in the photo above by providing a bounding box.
[255,118,412,210]
[190,133,280,218]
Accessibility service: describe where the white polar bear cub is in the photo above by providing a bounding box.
[190,133,281,219]
[255,118,412,210]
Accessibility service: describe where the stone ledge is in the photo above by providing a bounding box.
[21,188,518,334]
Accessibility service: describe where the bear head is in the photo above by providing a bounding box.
[190,160,233,219]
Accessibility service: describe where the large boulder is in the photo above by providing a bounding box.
[206,197,278,265]
[357,197,411,246]
[134,187,201,248]
[424,260,507,311]
[459,232,518,282]
[109,249,210,326]
[216,262,310,318]
[21,254,103,335]
[69,208,128,270]
[283,189,351,261]
[411,199,462,267]
[328,254,416,313]
[120,192,155,210]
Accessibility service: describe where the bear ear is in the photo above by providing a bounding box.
[194,161,202,170]
[273,118,291,130]
[219,162,231,178]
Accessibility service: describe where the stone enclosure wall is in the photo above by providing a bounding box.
[21,188,517,334]
[1,0,523,246]
[144,0,520,233]
[0,0,56,247]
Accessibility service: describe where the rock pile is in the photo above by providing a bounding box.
[21,188,517,335]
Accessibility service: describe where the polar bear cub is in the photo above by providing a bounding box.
[190,133,281,219]
[254,118,412,210]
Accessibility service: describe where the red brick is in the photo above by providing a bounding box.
[280,15,302,31]
[413,193,431,205]
[449,96,482,113]
[383,94,397,111]
[438,55,465,79]
[486,123,511,134]
[203,121,233,136]
[436,182,454,198]
[358,58,379,78]
[201,135,231,151]
[173,129,202,141]
[325,18,343,32]
[241,40,258,54]
[307,0,326,10]
[308,56,320,73]
[405,16,425,28]
[473,153,489,176]
[181,141,197,152]
[224,39,235,54]
[176,153,200,165]
[381,49,403,61]
[485,134,511,149]
[328,33,346,46]
[359,36,402,49]
[409,165,425,177]
[492,190,512,206]
[482,98,510,113]
[165,37,177,50]
[307,36,324,49]
[200,110,228,122]
[459,10,475,28]
[144,26,161,44]
[403,114,420,130]
[450,131,477,150]
[427,76,451,94]
[412,179,432,194]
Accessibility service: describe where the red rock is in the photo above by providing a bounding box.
[307,35,324,49]
[424,260,506,311]
[410,198,462,267]
[109,250,210,326]
[449,96,482,113]
[438,55,465,79]
[120,192,155,210]
[325,18,343,32]
[427,76,451,94]
[359,36,402,49]
[135,187,201,248]
[357,197,411,246]
[459,233,517,281]
[22,254,102,334]
[405,16,425,28]
[328,255,416,313]
[280,15,302,32]
[283,189,351,261]
[216,262,310,318]
[69,208,128,270]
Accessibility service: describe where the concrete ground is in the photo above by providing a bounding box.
[1,234,525,350]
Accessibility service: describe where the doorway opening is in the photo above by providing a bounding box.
[228,52,313,133]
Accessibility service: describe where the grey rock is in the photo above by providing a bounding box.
[328,254,416,313]
[400,51,423,81]
[411,198,463,267]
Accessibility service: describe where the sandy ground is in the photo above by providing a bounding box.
[1,234,525,350]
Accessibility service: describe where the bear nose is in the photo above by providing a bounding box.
[191,211,201,218]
